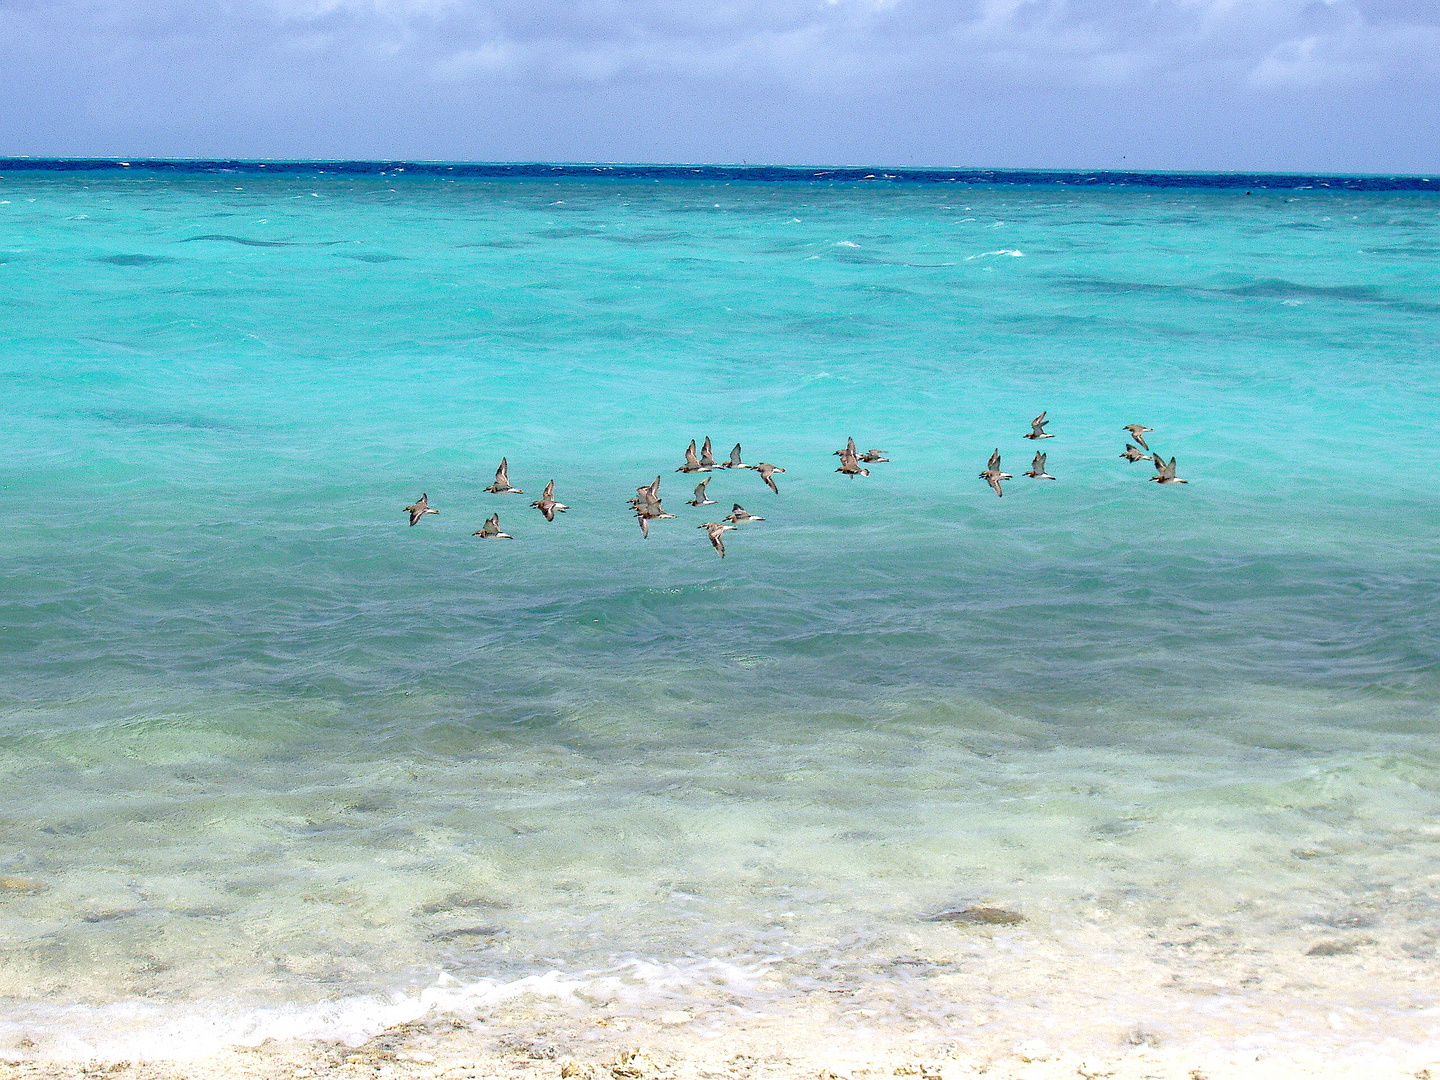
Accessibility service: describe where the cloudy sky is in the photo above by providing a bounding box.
[1,0,1437,171]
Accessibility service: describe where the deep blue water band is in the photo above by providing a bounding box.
[0,158,1436,191]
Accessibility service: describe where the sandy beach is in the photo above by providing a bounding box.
[6,996,1440,1080]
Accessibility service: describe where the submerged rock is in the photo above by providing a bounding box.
[430,924,503,941]
[925,905,1024,926]
[0,876,47,895]
[1306,940,1359,956]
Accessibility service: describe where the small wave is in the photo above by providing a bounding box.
[966,249,1024,260]
[833,240,860,247]
[93,254,171,266]
[0,971,588,1062]
[178,235,296,247]
[2,959,769,1062]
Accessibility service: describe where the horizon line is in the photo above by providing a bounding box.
[0,158,1436,190]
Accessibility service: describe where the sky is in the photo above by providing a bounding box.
[0,0,1437,172]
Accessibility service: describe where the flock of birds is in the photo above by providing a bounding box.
[403,422,1187,557]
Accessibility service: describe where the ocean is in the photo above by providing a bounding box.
[1,162,1438,1064]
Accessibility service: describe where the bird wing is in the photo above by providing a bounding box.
[1032,452,1044,471]
[987,474,1003,497]
[495,459,508,485]
[543,480,554,499]
[729,444,742,466]
[988,449,1001,471]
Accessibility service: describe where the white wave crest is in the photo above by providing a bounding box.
[0,959,771,1063]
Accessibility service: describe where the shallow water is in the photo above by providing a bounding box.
[1,167,1439,1060]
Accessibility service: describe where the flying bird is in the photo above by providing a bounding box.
[699,437,718,470]
[724,443,754,470]
[631,477,672,537]
[473,513,513,538]
[833,437,859,459]
[1024,452,1055,479]
[688,477,716,506]
[1150,455,1188,484]
[676,439,708,473]
[485,458,522,494]
[699,521,736,557]
[978,449,1012,497]
[755,462,785,493]
[1120,444,1154,463]
[629,476,662,509]
[836,447,870,477]
[530,480,569,521]
[405,493,438,526]
[725,504,764,524]
[634,501,674,538]
[1123,425,1152,451]
[1025,412,1053,440]
[858,449,889,463]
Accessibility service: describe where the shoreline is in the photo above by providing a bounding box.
[4,1001,1439,1080]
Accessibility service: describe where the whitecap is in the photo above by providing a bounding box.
[965,250,1024,260]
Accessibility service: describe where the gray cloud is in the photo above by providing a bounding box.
[0,0,1437,168]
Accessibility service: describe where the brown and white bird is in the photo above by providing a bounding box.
[1024,452,1055,480]
[628,475,662,510]
[405,493,438,526]
[858,449,889,463]
[688,477,716,506]
[1123,425,1152,451]
[723,443,754,470]
[485,458,522,494]
[676,439,708,473]
[979,449,1012,497]
[530,480,569,521]
[725,504,764,524]
[699,521,736,557]
[836,446,870,477]
[1149,455,1188,484]
[631,476,672,538]
[755,462,785,493]
[833,437,859,459]
[699,436,719,470]
[473,513,513,538]
[635,503,674,537]
[1025,412,1053,439]
[1120,444,1154,463]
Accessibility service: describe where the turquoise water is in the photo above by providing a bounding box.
[2,168,1439,1061]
